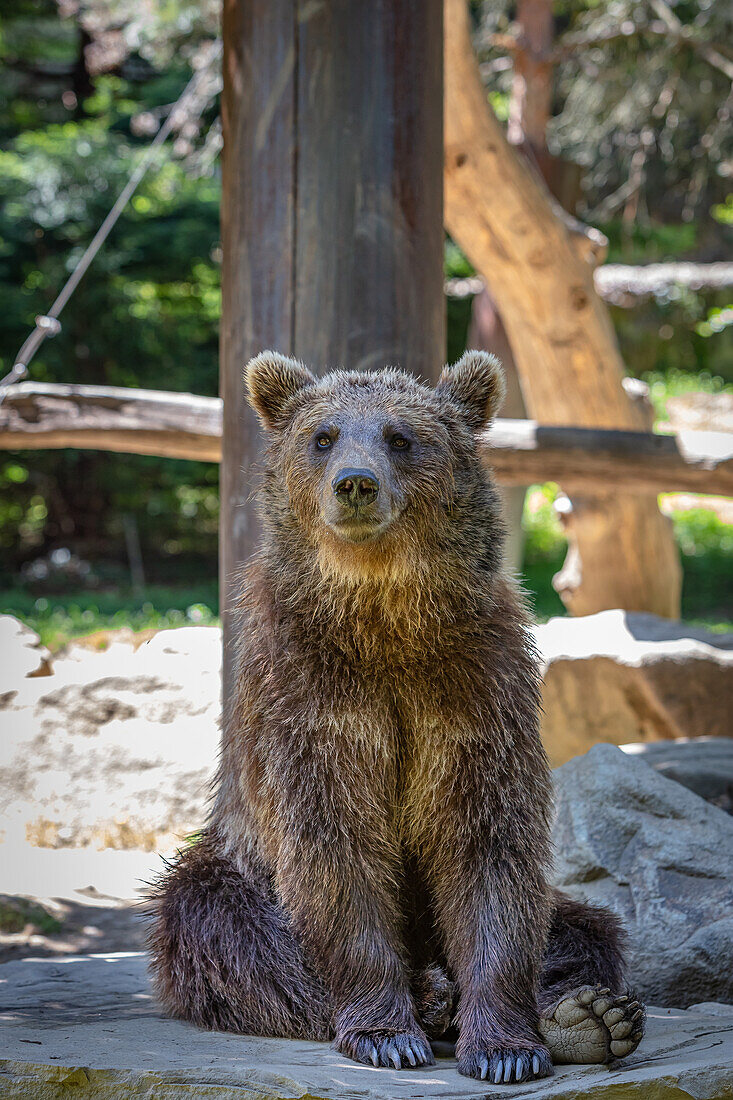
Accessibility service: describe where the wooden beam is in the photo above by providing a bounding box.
[2,382,731,497]
[220,0,296,706]
[481,420,733,497]
[445,263,733,307]
[0,382,222,462]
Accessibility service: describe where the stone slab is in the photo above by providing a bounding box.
[535,611,733,764]
[1,953,732,1099]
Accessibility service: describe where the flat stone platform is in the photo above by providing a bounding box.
[1,954,732,1099]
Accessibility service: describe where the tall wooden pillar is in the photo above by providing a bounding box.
[220,0,445,705]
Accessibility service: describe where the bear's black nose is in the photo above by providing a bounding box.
[332,467,380,506]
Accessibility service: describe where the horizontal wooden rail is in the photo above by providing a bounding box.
[0,382,223,463]
[480,418,733,496]
[1,381,731,496]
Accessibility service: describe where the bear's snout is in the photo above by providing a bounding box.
[332,467,380,507]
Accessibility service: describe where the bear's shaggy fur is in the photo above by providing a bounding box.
[148,351,631,1083]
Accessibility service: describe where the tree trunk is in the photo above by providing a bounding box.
[467,290,528,576]
[444,0,681,617]
[506,0,553,156]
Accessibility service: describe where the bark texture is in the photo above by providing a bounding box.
[444,0,681,617]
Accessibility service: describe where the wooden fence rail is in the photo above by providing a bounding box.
[1,381,731,497]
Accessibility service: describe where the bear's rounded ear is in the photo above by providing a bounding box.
[244,350,316,429]
[435,350,505,430]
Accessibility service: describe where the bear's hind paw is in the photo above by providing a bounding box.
[539,985,645,1065]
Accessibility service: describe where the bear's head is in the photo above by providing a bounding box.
[245,351,505,584]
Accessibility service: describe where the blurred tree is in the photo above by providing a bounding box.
[474,0,732,238]
[471,0,733,385]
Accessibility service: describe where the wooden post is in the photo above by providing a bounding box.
[220,0,444,704]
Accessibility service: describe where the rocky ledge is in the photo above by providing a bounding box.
[1,953,732,1100]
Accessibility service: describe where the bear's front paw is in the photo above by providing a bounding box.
[458,1044,553,1084]
[336,1027,435,1069]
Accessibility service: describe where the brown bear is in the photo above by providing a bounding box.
[148,350,644,1084]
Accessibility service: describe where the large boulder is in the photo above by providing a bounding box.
[621,737,733,813]
[536,611,733,765]
[0,626,220,850]
[553,743,733,1007]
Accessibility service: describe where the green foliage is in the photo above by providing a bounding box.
[523,483,566,560]
[712,195,733,226]
[673,507,733,631]
[695,306,733,340]
[0,0,221,572]
[477,1,733,232]
[643,367,732,422]
[517,482,733,630]
[1,581,218,649]
[0,897,62,935]
[612,292,733,385]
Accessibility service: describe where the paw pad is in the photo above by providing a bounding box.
[539,985,645,1065]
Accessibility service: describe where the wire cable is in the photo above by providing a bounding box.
[2,41,221,401]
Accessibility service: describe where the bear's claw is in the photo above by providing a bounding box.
[337,1028,435,1069]
[539,985,645,1065]
[458,1045,553,1083]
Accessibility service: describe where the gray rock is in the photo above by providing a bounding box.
[553,743,733,1007]
[1,952,732,1099]
[621,737,733,813]
[535,610,733,765]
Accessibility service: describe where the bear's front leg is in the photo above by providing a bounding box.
[268,726,433,1069]
[423,734,555,1084]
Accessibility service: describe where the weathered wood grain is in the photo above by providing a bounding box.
[0,383,222,461]
[220,0,297,701]
[219,0,444,704]
[3,383,731,497]
[294,0,444,377]
[444,0,681,618]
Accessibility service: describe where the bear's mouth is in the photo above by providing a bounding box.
[328,515,390,544]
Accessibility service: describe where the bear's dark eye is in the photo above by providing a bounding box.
[315,434,332,450]
[390,435,410,451]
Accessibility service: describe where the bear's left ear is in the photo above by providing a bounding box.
[244,350,316,429]
[435,350,505,430]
